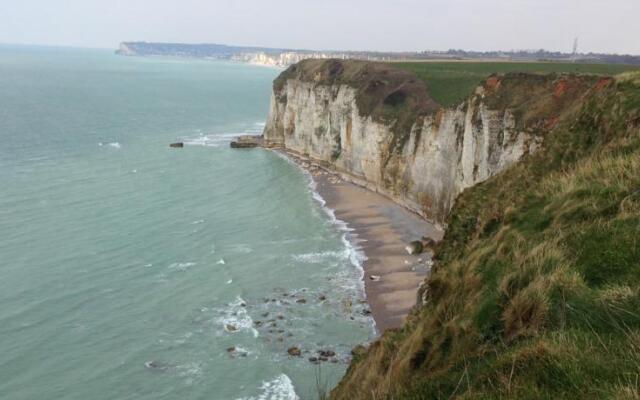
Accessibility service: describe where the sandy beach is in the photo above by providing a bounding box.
[280,150,444,333]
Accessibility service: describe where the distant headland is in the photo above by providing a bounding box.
[116,41,640,67]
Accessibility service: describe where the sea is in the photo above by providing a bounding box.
[0,45,374,400]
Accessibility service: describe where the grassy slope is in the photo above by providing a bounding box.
[332,72,640,399]
[394,62,640,107]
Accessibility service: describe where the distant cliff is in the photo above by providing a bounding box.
[263,59,597,222]
[116,42,389,67]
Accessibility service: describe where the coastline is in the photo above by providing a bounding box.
[275,149,444,333]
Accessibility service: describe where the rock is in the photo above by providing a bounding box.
[421,237,436,248]
[144,360,163,370]
[230,135,262,148]
[169,142,184,148]
[254,321,263,327]
[361,309,372,316]
[287,347,302,357]
[318,350,336,357]
[319,356,328,362]
[308,357,319,364]
[318,294,327,301]
[405,240,424,255]
[226,346,236,353]
[296,298,307,304]
[262,312,270,317]
[277,315,285,320]
[370,275,381,282]
[225,324,238,332]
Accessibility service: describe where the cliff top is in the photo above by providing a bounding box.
[274,58,441,117]
[275,59,639,110]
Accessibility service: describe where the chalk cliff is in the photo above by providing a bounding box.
[263,60,594,222]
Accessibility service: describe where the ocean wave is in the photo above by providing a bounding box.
[304,165,368,290]
[236,374,298,400]
[273,151,373,330]
[168,262,197,271]
[98,142,121,149]
[292,250,344,264]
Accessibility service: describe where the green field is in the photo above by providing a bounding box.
[393,61,640,106]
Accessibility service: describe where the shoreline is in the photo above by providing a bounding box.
[275,149,444,333]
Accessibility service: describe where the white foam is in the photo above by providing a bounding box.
[168,262,196,271]
[218,296,259,338]
[292,250,344,264]
[108,142,121,149]
[181,124,264,147]
[227,279,233,284]
[274,151,374,331]
[236,374,298,400]
[216,259,226,265]
[304,164,367,291]
[191,219,205,225]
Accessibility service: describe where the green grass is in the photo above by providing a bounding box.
[393,62,640,107]
[332,72,640,399]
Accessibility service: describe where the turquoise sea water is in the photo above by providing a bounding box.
[0,46,373,399]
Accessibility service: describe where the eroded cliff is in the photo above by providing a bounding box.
[263,59,596,222]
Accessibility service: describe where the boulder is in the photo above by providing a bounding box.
[405,240,424,255]
[169,142,184,148]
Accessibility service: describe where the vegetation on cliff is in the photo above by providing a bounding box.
[332,72,640,399]
[395,61,640,107]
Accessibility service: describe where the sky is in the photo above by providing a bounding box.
[1,0,639,54]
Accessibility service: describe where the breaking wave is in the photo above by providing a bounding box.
[237,374,298,400]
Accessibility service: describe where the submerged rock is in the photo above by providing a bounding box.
[144,360,167,371]
[169,142,184,148]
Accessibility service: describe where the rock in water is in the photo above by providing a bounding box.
[287,346,302,357]
[169,142,184,148]
[405,240,424,255]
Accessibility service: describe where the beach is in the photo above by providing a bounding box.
[280,150,444,332]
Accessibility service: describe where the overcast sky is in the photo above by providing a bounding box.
[1,0,638,54]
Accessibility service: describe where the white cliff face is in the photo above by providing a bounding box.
[264,80,542,222]
[232,52,339,68]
